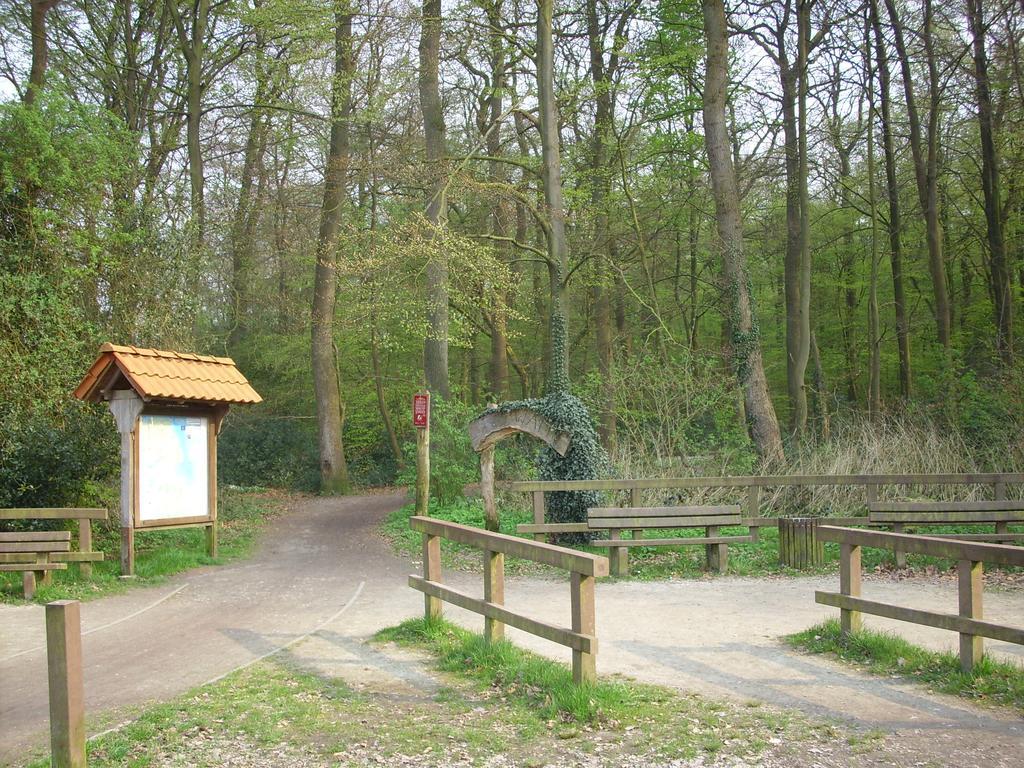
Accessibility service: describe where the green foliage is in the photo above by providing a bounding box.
[790,620,1024,712]
[219,415,321,491]
[0,402,118,509]
[397,398,479,504]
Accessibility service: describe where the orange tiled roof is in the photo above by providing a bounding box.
[74,343,262,405]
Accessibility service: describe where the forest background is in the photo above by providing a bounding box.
[2,0,1023,511]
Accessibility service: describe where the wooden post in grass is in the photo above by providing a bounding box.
[839,543,862,635]
[423,533,442,620]
[746,486,761,542]
[570,572,596,684]
[46,600,86,768]
[958,559,983,672]
[483,549,504,642]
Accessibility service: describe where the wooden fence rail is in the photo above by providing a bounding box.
[498,474,1024,542]
[814,525,1024,672]
[408,516,609,684]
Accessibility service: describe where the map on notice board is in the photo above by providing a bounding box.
[137,414,209,523]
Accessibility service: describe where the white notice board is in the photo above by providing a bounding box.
[137,414,210,524]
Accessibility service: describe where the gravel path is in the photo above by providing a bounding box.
[2,492,1022,767]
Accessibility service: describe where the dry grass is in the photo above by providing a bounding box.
[607,412,1023,518]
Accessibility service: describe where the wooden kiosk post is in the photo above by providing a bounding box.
[74,344,261,575]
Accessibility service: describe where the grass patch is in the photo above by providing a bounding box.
[20,620,873,767]
[0,488,294,604]
[789,619,1024,712]
[374,617,851,761]
[384,499,1024,581]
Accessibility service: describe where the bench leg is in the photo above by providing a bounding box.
[23,571,36,600]
[892,524,907,568]
[609,530,627,577]
[706,526,727,574]
[37,554,53,587]
[995,521,1009,542]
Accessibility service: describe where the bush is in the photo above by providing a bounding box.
[0,402,118,509]
[218,415,320,491]
[397,398,479,505]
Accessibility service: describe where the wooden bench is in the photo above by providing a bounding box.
[0,531,71,598]
[587,505,751,576]
[868,500,1024,567]
[0,508,107,596]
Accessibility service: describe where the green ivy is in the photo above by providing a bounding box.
[481,392,607,543]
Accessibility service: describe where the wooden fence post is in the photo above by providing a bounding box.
[423,534,442,620]
[993,481,1009,540]
[629,488,643,544]
[415,422,431,516]
[483,549,505,642]
[570,572,596,684]
[958,559,983,672]
[46,600,86,768]
[839,543,862,635]
[77,520,93,580]
[532,491,546,542]
[746,486,761,542]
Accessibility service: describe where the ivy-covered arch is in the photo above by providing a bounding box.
[470,393,607,537]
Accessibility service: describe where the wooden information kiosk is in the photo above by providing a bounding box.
[75,344,262,575]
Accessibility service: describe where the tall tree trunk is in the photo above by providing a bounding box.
[587,0,628,450]
[484,0,509,401]
[776,0,810,438]
[311,4,353,494]
[25,0,59,105]
[229,51,271,346]
[419,0,450,398]
[703,0,785,464]
[968,0,1013,363]
[866,10,881,419]
[868,0,911,398]
[168,0,210,249]
[538,0,570,395]
[883,0,951,350]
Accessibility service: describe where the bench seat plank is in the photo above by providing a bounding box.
[49,552,105,562]
[868,501,1024,513]
[591,535,754,548]
[588,505,740,518]
[589,515,742,529]
[0,541,71,553]
[0,562,67,571]
[0,531,72,542]
[0,508,107,520]
[869,510,1024,524]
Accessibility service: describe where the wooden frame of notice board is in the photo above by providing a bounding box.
[110,391,228,575]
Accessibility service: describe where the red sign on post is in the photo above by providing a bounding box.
[413,392,430,428]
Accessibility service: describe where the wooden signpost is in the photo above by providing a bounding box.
[414,392,430,515]
[75,344,261,575]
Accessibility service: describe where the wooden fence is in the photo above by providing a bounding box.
[815,525,1024,672]
[408,516,609,684]
[499,473,1024,541]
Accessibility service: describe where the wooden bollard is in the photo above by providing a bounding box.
[778,517,824,569]
[46,600,86,768]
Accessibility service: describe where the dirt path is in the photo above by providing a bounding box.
[2,493,1022,767]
